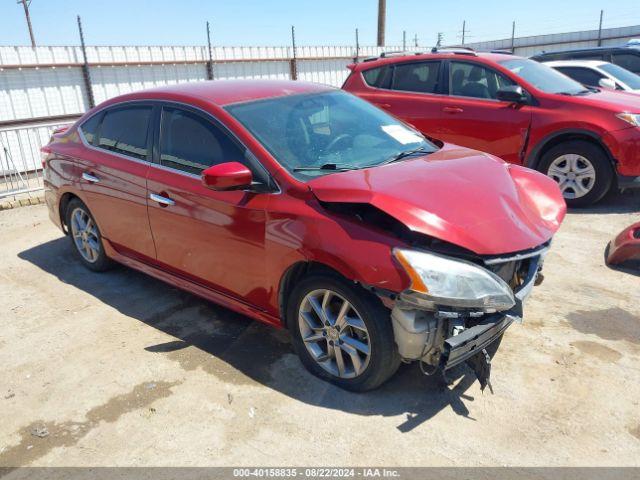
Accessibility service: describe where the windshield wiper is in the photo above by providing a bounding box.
[377,145,432,166]
[292,163,357,172]
[557,88,592,96]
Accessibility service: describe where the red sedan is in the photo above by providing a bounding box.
[42,80,565,391]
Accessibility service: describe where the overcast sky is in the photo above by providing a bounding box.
[2,0,640,47]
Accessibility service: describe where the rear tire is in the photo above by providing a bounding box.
[65,198,114,272]
[287,273,400,392]
[538,140,613,207]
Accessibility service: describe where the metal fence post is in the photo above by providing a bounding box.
[206,21,214,80]
[77,15,95,109]
[290,25,298,80]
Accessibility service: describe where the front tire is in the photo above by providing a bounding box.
[538,140,613,207]
[65,198,114,272]
[287,273,400,392]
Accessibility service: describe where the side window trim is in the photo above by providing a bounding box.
[154,101,277,191]
[86,101,155,163]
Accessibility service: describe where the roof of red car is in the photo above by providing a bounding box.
[352,51,517,70]
[118,79,335,107]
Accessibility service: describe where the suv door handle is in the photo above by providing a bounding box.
[149,193,175,207]
[443,106,464,114]
[82,172,99,183]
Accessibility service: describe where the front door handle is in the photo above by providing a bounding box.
[149,193,175,207]
[82,172,99,183]
[443,106,464,114]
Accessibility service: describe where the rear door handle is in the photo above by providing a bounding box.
[375,103,392,109]
[149,193,175,207]
[82,172,99,183]
[443,106,464,114]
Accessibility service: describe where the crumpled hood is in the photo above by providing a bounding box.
[308,144,566,255]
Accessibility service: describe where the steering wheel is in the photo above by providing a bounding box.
[324,133,353,153]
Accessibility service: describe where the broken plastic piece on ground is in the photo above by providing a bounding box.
[466,347,494,394]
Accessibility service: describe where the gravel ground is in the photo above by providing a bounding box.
[0,191,639,468]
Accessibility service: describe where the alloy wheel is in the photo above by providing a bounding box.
[70,207,100,263]
[547,154,596,199]
[298,289,371,379]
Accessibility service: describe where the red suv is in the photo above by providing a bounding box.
[42,80,565,391]
[343,50,640,206]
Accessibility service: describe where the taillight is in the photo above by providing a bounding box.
[41,146,51,170]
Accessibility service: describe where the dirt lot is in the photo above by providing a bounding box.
[0,192,639,468]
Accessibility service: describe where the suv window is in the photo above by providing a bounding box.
[573,52,605,61]
[450,61,515,99]
[159,107,246,176]
[554,67,604,87]
[97,106,152,160]
[612,53,640,74]
[362,66,392,89]
[392,62,441,94]
[79,113,102,145]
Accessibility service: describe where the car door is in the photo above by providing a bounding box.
[434,60,532,164]
[145,104,272,306]
[76,103,157,260]
[358,61,445,137]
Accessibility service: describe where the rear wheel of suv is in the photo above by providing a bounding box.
[538,140,613,207]
[287,273,400,392]
[66,198,114,272]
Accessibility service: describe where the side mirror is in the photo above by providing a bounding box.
[598,77,616,90]
[201,162,253,191]
[496,85,527,104]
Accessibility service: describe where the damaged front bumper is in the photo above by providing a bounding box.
[390,246,546,381]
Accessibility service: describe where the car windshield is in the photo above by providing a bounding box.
[500,58,589,95]
[599,62,640,89]
[225,90,437,180]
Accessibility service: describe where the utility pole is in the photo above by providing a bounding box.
[77,15,95,108]
[206,21,214,80]
[597,10,604,46]
[403,31,406,51]
[414,34,418,48]
[17,0,36,47]
[436,32,443,48]
[461,20,466,45]
[510,21,516,53]
[377,0,386,47]
[354,28,360,63]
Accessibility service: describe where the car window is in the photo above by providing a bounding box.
[599,62,640,89]
[554,67,604,87]
[449,61,515,99]
[500,58,587,95]
[612,53,640,74]
[97,106,152,160]
[392,62,441,94]
[362,66,392,89]
[79,113,102,145]
[573,53,605,61]
[159,107,246,176]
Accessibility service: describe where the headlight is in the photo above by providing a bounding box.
[616,113,640,127]
[393,248,515,311]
